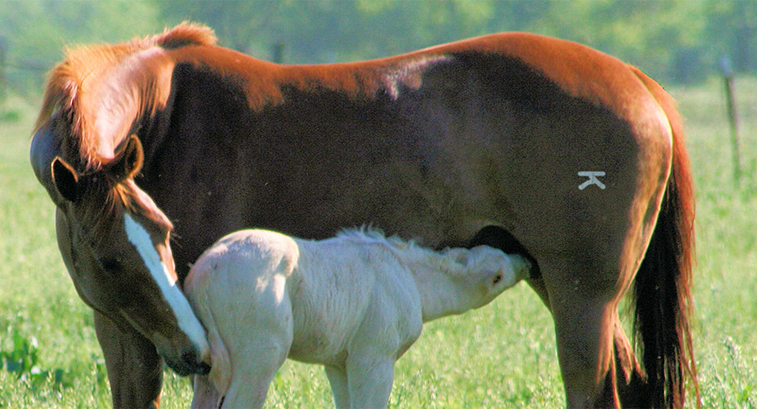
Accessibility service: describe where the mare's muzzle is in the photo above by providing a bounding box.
[164,347,211,376]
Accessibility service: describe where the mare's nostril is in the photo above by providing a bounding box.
[181,349,196,363]
[197,361,211,375]
[182,349,211,375]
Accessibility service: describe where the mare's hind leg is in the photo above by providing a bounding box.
[470,226,647,407]
[534,266,650,408]
[538,257,625,409]
[94,311,163,409]
[613,320,650,408]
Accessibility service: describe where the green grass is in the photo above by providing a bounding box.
[1,76,757,408]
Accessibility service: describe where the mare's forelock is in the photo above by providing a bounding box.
[34,22,216,170]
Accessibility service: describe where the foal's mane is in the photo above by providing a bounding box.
[336,228,476,277]
[34,22,217,170]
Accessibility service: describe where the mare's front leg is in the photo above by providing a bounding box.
[94,311,164,409]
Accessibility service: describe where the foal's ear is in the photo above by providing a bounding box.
[446,248,470,266]
[107,135,144,181]
[51,157,81,202]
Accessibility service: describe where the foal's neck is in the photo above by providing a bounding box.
[340,230,481,322]
[407,262,472,323]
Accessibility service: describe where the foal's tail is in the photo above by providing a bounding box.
[631,68,700,409]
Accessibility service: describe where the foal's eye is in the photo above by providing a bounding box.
[492,273,503,285]
[99,258,122,274]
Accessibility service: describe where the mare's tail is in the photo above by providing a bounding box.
[631,67,700,409]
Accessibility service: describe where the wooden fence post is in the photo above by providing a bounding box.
[271,42,286,64]
[720,57,741,182]
[0,37,7,106]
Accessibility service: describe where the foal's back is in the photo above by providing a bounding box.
[185,229,424,362]
[185,229,424,407]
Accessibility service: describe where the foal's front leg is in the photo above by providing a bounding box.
[324,366,350,409]
[346,354,395,409]
[220,345,285,409]
[190,375,223,409]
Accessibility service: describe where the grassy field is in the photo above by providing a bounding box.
[1,76,756,408]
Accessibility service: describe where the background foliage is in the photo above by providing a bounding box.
[1,1,756,408]
[0,0,755,100]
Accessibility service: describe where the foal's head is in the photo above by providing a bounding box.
[442,245,531,309]
[44,134,210,376]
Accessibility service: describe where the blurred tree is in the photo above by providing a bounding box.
[158,0,283,51]
[0,0,752,97]
[0,36,6,105]
[0,0,161,95]
[705,0,757,76]
[524,0,707,84]
[152,0,715,85]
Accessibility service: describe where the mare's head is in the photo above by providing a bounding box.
[29,23,217,376]
[31,130,210,376]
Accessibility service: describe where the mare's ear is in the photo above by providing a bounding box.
[51,157,81,202]
[108,135,144,181]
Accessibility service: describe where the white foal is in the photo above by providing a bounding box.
[185,228,530,409]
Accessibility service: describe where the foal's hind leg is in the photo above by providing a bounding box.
[191,375,223,409]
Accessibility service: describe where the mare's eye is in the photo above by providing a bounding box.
[99,258,122,274]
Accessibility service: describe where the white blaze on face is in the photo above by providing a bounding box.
[123,213,209,356]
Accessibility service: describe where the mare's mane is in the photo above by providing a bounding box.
[335,228,491,277]
[34,22,217,170]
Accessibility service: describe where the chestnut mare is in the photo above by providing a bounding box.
[31,23,697,408]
